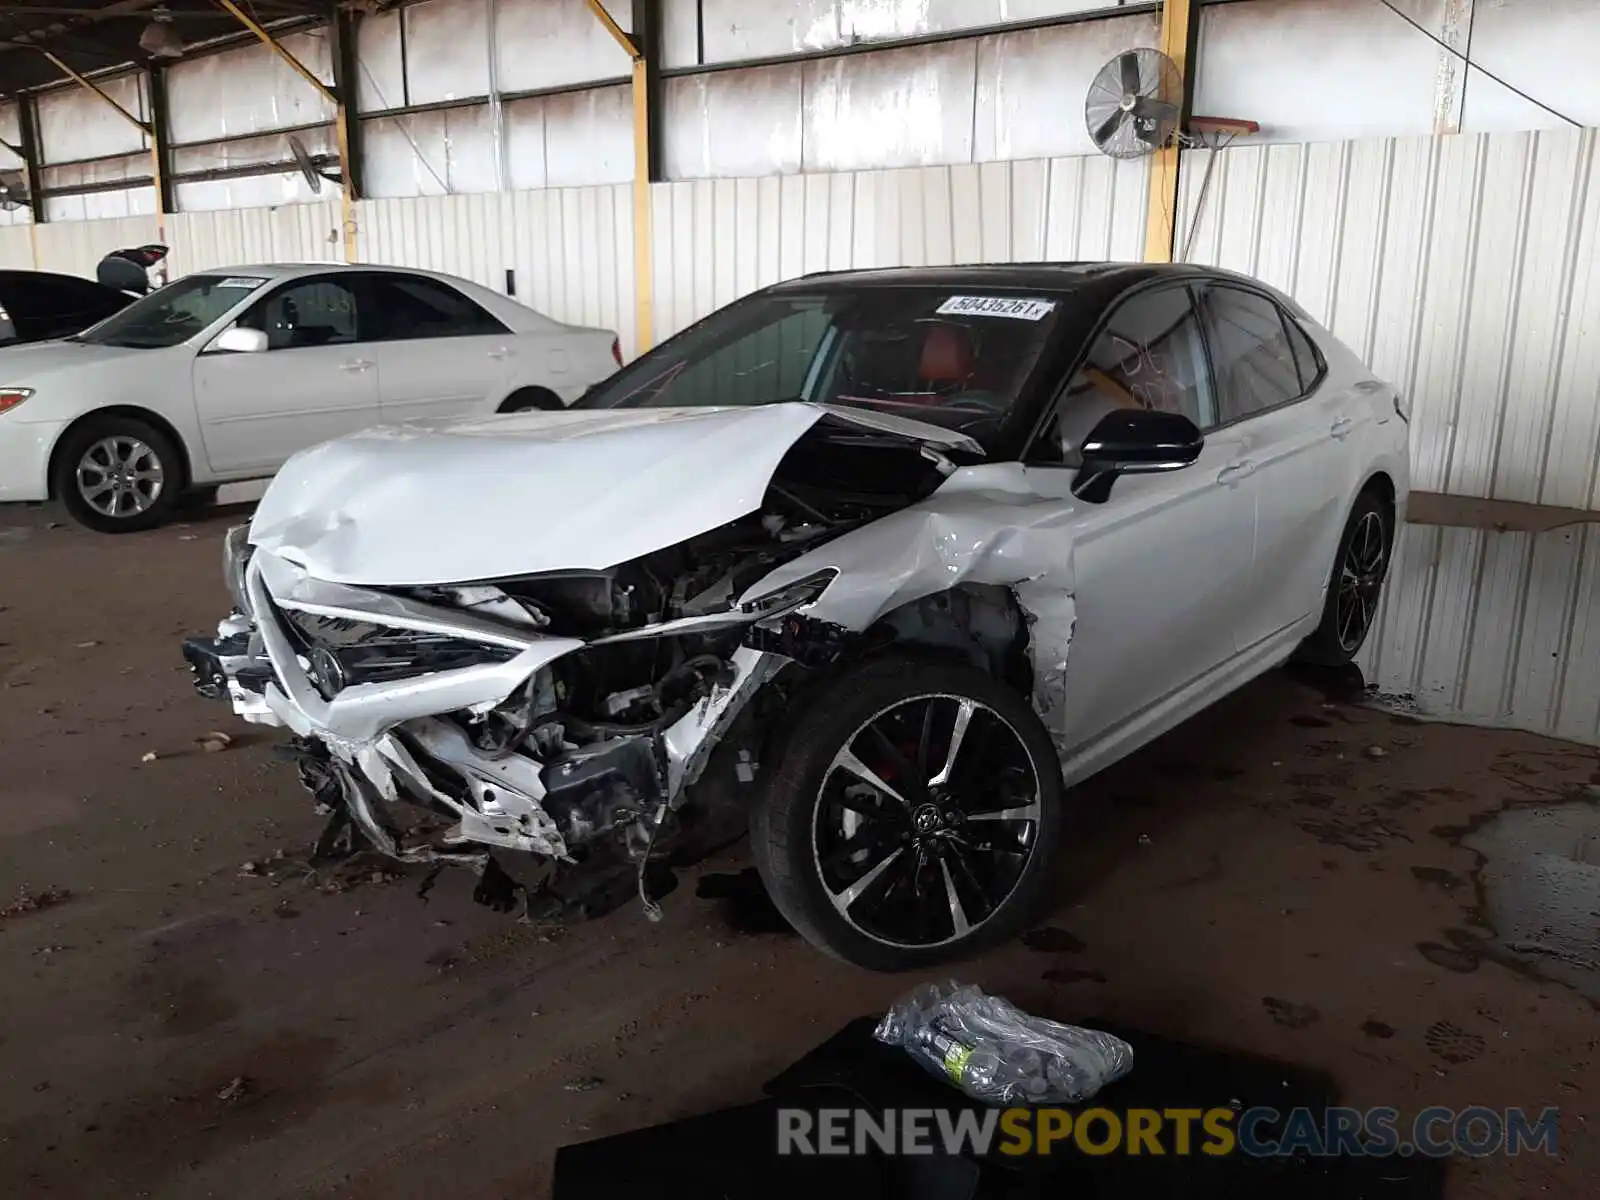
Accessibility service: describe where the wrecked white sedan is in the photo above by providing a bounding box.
[184,264,1409,970]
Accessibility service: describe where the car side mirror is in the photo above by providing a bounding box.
[211,326,268,354]
[1073,408,1204,503]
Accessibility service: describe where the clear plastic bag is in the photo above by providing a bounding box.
[873,979,1134,1106]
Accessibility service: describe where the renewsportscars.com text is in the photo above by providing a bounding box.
[777,1105,1560,1159]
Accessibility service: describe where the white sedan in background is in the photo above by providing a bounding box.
[0,263,622,531]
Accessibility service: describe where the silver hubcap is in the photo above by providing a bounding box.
[1336,511,1387,652]
[811,692,1043,949]
[77,436,164,518]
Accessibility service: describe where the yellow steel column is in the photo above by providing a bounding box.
[586,0,654,354]
[630,55,654,353]
[1142,0,1193,264]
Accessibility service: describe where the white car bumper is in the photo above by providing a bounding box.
[0,418,63,503]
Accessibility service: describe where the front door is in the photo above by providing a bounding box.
[364,272,515,423]
[1028,284,1258,754]
[193,274,381,474]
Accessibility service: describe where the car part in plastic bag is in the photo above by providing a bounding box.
[873,979,1134,1105]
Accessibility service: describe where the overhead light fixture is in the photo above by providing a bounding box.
[139,17,184,59]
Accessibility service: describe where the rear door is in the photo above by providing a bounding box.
[1029,283,1258,753]
[192,273,382,474]
[363,272,515,423]
[1196,284,1354,651]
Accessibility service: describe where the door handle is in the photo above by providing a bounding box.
[340,359,373,372]
[488,346,514,360]
[1330,416,1354,439]
[1217,460,1256,486]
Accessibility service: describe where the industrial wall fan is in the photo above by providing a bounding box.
[0,167,31,213]
[1085,47,1182,159]
[288,134,344,193]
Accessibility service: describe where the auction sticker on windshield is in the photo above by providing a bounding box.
[216,277,268,289]
[936,295,1057,321]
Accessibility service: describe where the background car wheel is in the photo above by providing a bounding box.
[1295,488,1393,667]
[499,387,563,413]
[52,415,182,534]
[750,654,1065,971]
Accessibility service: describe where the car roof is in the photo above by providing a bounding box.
[184,262,353,279]
[184,262,475,282]
[765,261,1308,316]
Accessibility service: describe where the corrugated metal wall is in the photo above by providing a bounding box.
[31,215,160,280]
[356,187,637,355]
[1174,126,1600,743]
[651,154,1149,337]
[0,224,31,268]
[165,201,344,276]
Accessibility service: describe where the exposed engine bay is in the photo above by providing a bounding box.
[184,416,965,920]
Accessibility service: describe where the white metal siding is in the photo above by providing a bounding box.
[30,215,160,281]
[0,224,33,268]
[355,187,636,352]
[650,153,1148,338]
[164,201,345,276]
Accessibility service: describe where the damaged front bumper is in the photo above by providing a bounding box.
[184,533,788,883]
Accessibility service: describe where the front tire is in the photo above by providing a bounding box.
[1295,489,1393,666]
[750,655,1065,971]
[52,415,182,533]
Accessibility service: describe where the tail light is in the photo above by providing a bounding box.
[0,386,34,415]
[611,336,623,367]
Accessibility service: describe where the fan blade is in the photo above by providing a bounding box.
[1131,98,1179,123]
[1118,51,1141,97]
[1094,108,1129,148]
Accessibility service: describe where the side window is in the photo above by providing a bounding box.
[240,277,360,350]
[1200,286,1305,424]
[370,275,508,341]
[1282,312,1323,392]
[1039,286,1213,464]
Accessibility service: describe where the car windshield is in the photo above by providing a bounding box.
[72,274,265,349]
[575,286,1063,450]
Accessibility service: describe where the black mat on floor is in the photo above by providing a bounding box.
[551,1015,1446,1200]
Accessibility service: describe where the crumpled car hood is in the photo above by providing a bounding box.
[248,402,980,587]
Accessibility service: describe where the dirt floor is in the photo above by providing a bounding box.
[1,501,1595,1199]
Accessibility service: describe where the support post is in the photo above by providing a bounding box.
[17,92,45,230]
[1142,0,1200,264]
[329,8,364,263]
[146,64,175,251]
[586,0,657,354]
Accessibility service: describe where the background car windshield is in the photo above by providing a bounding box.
[74,275,257,349]
[578,287,1060,446]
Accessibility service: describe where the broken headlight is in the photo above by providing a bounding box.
[279,609,517,699]
[741,568,839,617]
[223,524,252,615]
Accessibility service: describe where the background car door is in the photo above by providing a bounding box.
[364,273,515,423]
[1034,284,1258,755]
[193,274,381,474]
[1197,284,1353,652]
